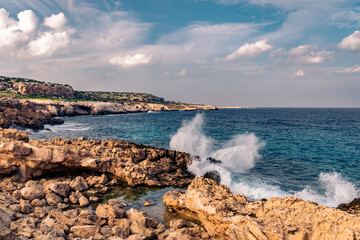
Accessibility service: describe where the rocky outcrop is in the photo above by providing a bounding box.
[0,96,217,129]
[164,177,360,240]
[0,77,75,98]
[0,128,193,186]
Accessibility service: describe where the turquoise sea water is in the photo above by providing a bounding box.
[29,108,360,207]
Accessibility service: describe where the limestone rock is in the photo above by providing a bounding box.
[96,204,124,219]
[45,193,63,205]
[19,199,32,214]
[164,177,360,240]
[70,176,88,191]
[21,187,44,201]
[70,225,100,238]
[48,183,70,198]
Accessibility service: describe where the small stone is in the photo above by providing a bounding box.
[33,207,47,219]
[57,203,68,210]
[79,195,89,207]
[12,190,22,200]
[96,204,124,219]
[130,220,155,239]
[45,193,63,206]
[31,199,45,207]
[9,204,21,212]
[143,201,152,207]
[89,196,99,202]
[70,176,89,191]
[98,187,109,194]
[20,199,32,214]
[69,192,79,204]
[112,218,130,238]
[70,225,100,238]
[21,187,44,201]
[108,199,127,208]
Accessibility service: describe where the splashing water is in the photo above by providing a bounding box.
[170,113,359,207]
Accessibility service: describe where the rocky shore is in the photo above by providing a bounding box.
[164,177,360,240]
[0,96,216,129]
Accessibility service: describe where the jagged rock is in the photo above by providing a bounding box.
[45,193,63,205]
[70,225,100,238]
[0,128,193,187]
[203,170,221,184]
[0,227,16,240]
[0,207,13,228]
[164,177,360,240]
[10,216,37,238]
[96,204,124,219]
[108,199,127,208]
[48,183,70,198]
[130,220,156,239]
[78,195,89,207]
[112,218,130,238]
[21,187,45,201]
[70,176,88,191]
[19,199,32,214]
[339,198,360,216]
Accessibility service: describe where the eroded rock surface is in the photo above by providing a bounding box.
[164,177,360,240]
[0,128,193,187]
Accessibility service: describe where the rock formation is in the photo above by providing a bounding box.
[0,128,193,186]
[0,96,216,129]
[164,177,360,240]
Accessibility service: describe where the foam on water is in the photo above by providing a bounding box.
[27,122,90,134]
[170,114,359,207]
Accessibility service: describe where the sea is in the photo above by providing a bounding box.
[28,108,360,212]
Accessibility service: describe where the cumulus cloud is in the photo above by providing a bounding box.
[224,39,273,61]
[0,8,38,48]
[44,13,67,30]
[271,45,333,64]
[334,65,360,73]
[295,69,305,77]
[28,32,70,56]
[338,31,360,51]
[109,53,152,68]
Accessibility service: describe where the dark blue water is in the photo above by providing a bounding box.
[29,108,360,207]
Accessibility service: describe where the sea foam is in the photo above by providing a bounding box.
[170,113,359,207]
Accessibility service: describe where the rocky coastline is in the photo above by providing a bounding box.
[0,83,359,239]
[0,96,216,130]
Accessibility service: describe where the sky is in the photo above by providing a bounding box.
[0,0,360,107]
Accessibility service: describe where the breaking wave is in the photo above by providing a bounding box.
[170,113,359,207]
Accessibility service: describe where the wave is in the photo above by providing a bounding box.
[27,122,90,134]
[169,113,359,207]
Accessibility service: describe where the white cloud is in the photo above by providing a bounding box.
[44,13,67,30]
[28,32,70,56]
[271,45,333,64]
[338,31,360,51]
[109,53,152,68]
[295,69,305,77]
[224,39,273,61]
[178,68,187,76]
[0,8,38,48]
[334,65,360,74]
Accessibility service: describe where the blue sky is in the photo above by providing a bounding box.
[0,0,360,107]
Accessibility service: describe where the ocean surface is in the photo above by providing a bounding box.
[29,108,360,208]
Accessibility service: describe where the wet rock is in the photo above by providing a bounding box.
[70,225,100,238]
[338,198,360,215]
[143,201,153,207]
[203,170,221,184]
[108,199,127,208]
[48,183,70,198]
[164,177,360,240]
[45,193,63,205]
[70,176,88,191]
